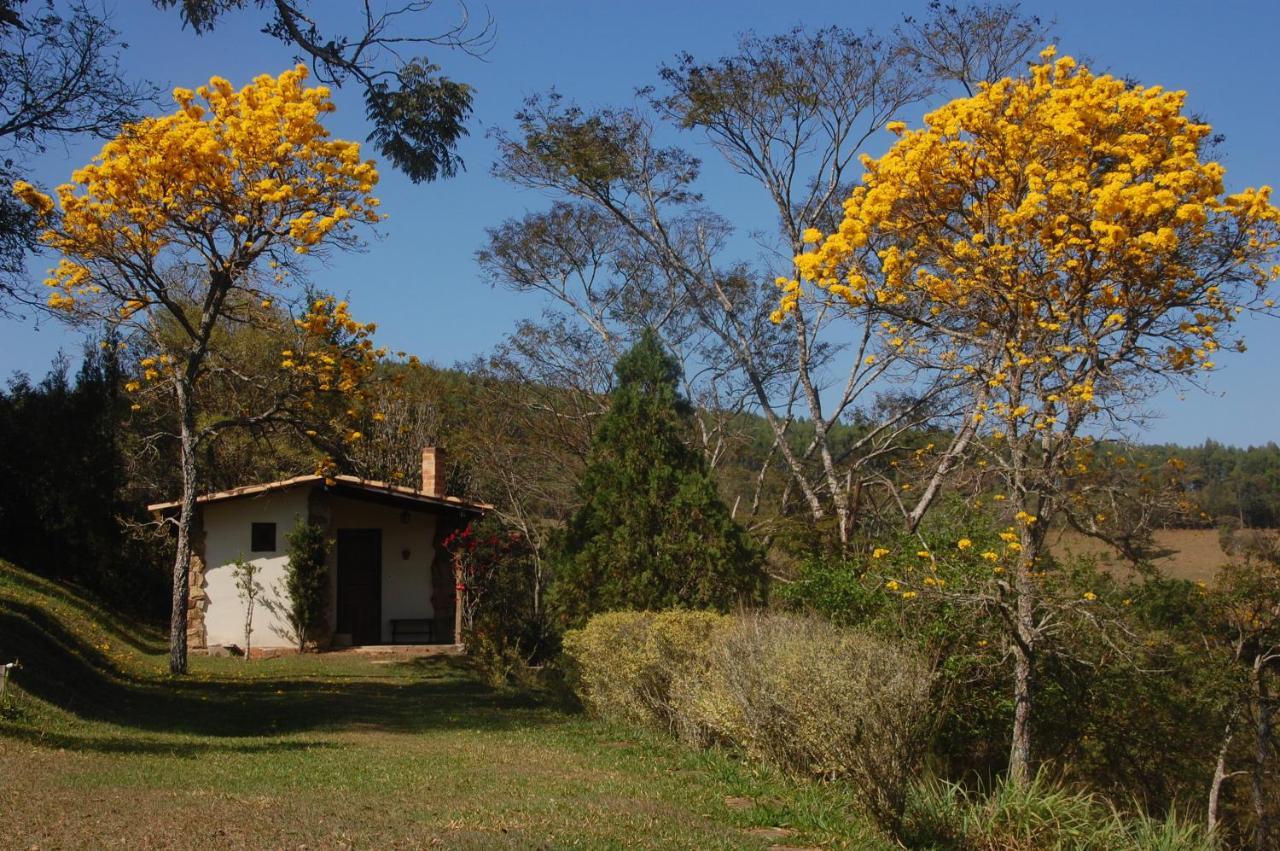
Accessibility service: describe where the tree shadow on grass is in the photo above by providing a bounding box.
[0,565,166,656]
[164,656,577,738]
[0,601,575,741]
[0,723,341,756]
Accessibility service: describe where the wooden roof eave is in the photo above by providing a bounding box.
[146,474,491,518]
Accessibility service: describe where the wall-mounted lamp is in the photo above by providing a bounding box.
[402,548,412,560]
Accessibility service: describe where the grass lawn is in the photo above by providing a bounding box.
[0,563,887,849]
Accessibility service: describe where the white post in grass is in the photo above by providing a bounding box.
[0,660,18,700]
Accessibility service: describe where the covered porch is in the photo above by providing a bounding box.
[314,472,486,650]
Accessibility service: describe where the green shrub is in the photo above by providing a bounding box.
[675,611,935,828]
[1122,810,1219,851]
[783,496,1238,812]
[566,609,938,828]
[780,499,1016,781]
[562,609,728,730]
[282,520,328,651]
[447,519,551,686]
[550,332,765,628]
[468,630,528,689]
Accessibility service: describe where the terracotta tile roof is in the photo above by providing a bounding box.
[146,474,491,514]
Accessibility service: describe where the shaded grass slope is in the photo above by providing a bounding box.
[0,560,887,849]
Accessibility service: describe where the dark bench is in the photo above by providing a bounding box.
[390,618,435,644]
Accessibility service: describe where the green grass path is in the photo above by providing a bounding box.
[0,564,884,849]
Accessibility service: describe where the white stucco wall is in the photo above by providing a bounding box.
[201,488,311,649]
[200,487,441,649]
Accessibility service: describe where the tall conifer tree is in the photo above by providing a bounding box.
[552,330,764,625]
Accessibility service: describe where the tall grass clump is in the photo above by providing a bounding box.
[899,770,1218,851]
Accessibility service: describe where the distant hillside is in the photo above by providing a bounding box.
[1050,527,1233,583]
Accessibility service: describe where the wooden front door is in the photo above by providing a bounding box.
[337,529,382,645]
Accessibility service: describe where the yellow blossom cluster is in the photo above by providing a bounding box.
[782,47,1280,434]
[286,297,386,412]
[279,294,399,474]
[13,66,381,312]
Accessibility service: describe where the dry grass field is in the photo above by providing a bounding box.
[1049,527,1233,583]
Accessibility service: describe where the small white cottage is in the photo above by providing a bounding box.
[148,448,489,652]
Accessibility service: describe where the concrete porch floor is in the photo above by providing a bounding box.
[330,643,465,656]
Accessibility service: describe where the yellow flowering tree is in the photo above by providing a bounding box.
[14,66,383,674]
[785,48,1280,782]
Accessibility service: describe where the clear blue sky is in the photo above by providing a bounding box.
[2,0,1278,446]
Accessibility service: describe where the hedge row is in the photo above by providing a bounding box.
[564,609,935,825]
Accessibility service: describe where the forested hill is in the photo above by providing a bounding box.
[711,415,1280,531]
[3,350,1276,619]
[1121,441,1280,528]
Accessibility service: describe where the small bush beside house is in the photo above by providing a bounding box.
[444,519,550,686]
[282,520,329,652]
[231,557,263,660]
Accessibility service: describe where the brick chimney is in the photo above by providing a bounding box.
[421,447,447,497]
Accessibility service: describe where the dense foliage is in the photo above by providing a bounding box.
[0,345,166,616]
[550,331,765,626]
[779,493,1279,846]
[280,520,328,652]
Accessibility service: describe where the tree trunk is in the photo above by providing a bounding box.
[1209,711,1238,835]
[169,377,198,675]
[1253,657,1273,851]
[243,595,254,664]
[453,551,465,646]
[1008,530,1039,785]
[1009,628,1034,784]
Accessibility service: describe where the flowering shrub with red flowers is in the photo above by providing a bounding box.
[441,519,548,680]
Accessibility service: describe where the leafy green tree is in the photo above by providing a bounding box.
[551,330,764,626]
[154,0,489,183]
[0,341,167,617]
